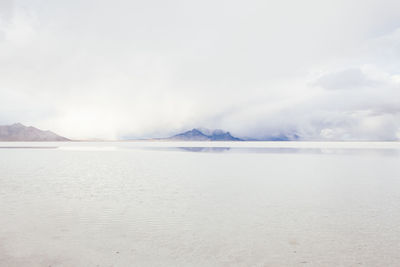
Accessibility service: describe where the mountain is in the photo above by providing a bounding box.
[0,123,70,141]
[257,133,300,141]
[207,129,242,141]
[170,129,210,141]
[168,128,242,141]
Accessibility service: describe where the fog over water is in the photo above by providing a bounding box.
[1,141,400,266]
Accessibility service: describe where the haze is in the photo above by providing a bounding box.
[1,0,400,140]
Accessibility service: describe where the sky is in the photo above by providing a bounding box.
[1,0,400,140]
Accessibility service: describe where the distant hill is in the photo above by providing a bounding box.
[167,128,242,141]
[0,123,70,141]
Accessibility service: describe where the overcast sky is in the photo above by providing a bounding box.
[1,0,400,140]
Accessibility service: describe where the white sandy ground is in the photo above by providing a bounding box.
[0,142,400,266]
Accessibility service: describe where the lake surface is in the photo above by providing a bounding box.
[0,141,400,266]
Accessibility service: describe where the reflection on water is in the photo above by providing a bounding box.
[0,146,58,149]
[176,147,230,153]
[0,144,399,157]
[151,146,400,157]
[0,141,400,266]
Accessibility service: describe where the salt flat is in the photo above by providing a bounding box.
[0,142,399,266]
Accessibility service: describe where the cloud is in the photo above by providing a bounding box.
[314,68,377,90]
[1,0,400,140]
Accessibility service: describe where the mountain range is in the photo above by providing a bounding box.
[0,123,293,141]
[0,123,70,141]
[167,128,243,141]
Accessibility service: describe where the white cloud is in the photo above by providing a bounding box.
[1,0,400,140]
[314,68,377,90]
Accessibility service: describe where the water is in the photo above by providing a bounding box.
[0,142,400,266]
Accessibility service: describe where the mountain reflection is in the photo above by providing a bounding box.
[177,147,231,152]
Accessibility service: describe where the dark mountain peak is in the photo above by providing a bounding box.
[189,128,204,135]
[0,123,70,141]
[209,130,242,141]
[168,128,242,141]
[170,128,209,141]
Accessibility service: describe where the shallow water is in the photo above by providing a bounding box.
[0,142,400,266]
